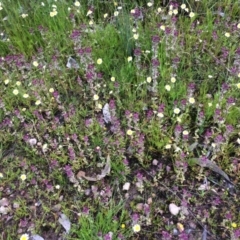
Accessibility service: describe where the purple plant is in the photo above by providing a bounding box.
[63,165,74,178]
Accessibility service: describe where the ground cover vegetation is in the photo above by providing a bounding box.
[0,0,240,239]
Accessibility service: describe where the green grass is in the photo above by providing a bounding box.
[0,0,240,239]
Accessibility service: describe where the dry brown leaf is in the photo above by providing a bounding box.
[81,155,111,182]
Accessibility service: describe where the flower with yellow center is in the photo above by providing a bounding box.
[111,77,115,82]
[237,23,240,29]
[165,144,171,149]
[208,102,213,107]
[133,33,139,40]
[97,58,102,65]
[132,28,137,33]
[236,83,240,89]
[23,94,29,98]
[183,130,189,135]
[157,8,162,13]
[20,174,27,181]
[35,100,41,105]
[180,4,186,9]
[97,103,102,109]
[176,117,182,122]
[20,234,29,240]
[146,77,152,83]
[157,112,164,118]
[114,11,119,17]
[121,224,126,229]
[126,129,133,136]
[50,10,58,17]
[231,223,237,228]
[86,10,92,16]
[147,2,153,7]
[173,9,178,15]
[132,224,141,233]
[33,61,39,67]
[189,12,195,18]
[225,32,230,38]
[173,108,180,114]
[131,9,135,14]
[104,13,108,18]
[21,13,28,18]
[127,56,132,62]
[171,77,176,83]
[0,173,3,178]
[189,97,195,104]
[13,89,19,95]
[74,1,80,7]
[16,81,21,86]
[160,25,166,31]
[211,143,216,148]
[89,20,94,25]
[165,85,171,91]
[49,88,54,93]
[4,79,9,85]
[93,94,99,101]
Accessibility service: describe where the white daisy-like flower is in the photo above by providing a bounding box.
[21,13,28,18]
[20,174,27,181]
[157,112,164,118]
[133,33,139,40]
[173,108,180,114]
[183,130,189,135]
[189,12,195,18]
[33,61,39,67]
[35,100,41,105]
[126,129,133,136]
[132,224,141,233]
[173,9,178,15]
[93,94,99,101]
[74,1,80,7]
[127,56,132,62]
[20,233,29,240]
[165,85,171,91]
[189,97,195,104]
[4,79,10,84]
[97,58,103,65]
[13,89,19,95]
[146,77,152,83]
[181,4,186,9]
[165,144,171,149]
[160,25,166,31]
